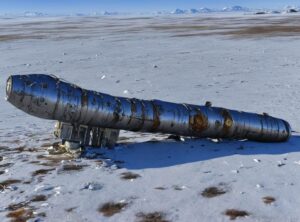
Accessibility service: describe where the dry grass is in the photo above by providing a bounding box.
[32,168,55,176]
[136,212,169,222]
[225,209,250,220]
[0,179,22,187]
[7,202,29,211]
[7,208,34,222]
[99,202,128,217]
[61,164,87,172]
[262,196,276,204]
[120,172,141,180]
[30,195,48,202]
[201,186,227,198]
[225,25,300,38]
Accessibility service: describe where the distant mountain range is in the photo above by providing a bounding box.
[1,5,299,17]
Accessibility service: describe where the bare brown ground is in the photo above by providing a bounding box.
[224,25,300,38]
[98,202,128,217]
[224,209,250,220]
[201,186,227,198]
[1,16,300,42]
[120,172,141,180]
[262,196,276,204]
[136,212,169,222]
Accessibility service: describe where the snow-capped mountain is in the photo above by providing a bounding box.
[171,8,186,14]
[222,6,250,12]
[24,11,46,17]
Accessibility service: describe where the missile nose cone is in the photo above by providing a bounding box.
[6,76,12,101]
[5,74,59,120]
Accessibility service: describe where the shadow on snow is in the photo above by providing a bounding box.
[86,135,300,170]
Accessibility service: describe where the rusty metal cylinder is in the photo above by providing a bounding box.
[6,74,291,142]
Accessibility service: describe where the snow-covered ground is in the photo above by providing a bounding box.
[1,14,300,221]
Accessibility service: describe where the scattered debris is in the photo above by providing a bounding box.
[167,135,185,142]
[99,202,128,217]
[262,196,276,204]
[82,182,103,191]
[256,184,264,189]
[253,158,261,163]
[136,212,169,222]
[224,209,249,220]
[120,172,141,180]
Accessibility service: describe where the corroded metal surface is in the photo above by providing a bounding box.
[6,74,291,142]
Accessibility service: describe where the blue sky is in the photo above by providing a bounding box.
[1,0,299,13]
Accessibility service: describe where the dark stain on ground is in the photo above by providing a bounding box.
[0,179,22,187]
[0,163,14,168]
[7,202,29,211]
[136,212,169,222]
[120,172,141,180]
[155,187,167,190]
[201,186,226,198]
[262,196,276,204]
[99,202,128,217]
[0,170,5,175]
[65,207,78,212]
[224,209,250,220]
[30,195,48,202]
[32,168,55,177]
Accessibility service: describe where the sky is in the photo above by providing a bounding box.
[0,0,299,14]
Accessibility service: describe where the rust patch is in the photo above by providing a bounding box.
[189,112,208,133]
[113,98,122,122]
[81,90,88,107]
[221,109,233,135]
[152,103,161,130]
[128,100,137,125]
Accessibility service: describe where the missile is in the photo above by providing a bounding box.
[6,74,291,143]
